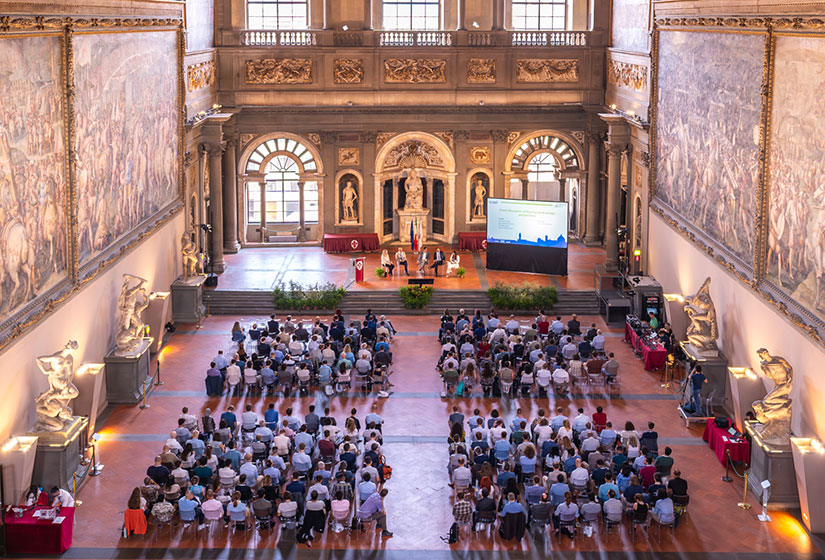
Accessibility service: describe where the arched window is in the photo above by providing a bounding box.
[383,0,440,30]
[247,0,308,29]
[527,152,559,182]
[245,137,318,229]
[511,0,567,31]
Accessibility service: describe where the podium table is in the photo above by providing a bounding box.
[5,506,74,554]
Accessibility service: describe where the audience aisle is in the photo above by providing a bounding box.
[70,314,818,557]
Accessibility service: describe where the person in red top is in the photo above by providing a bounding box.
[638,455,657,489]
[592,406,607,434]
[537,319,550,336]
[318,430,336,460]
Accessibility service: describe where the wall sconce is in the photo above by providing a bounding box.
[1,436,38,454]
[791,437,825,532]
[663,293,684,303]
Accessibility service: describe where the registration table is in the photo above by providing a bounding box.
[624,322,668,371]
[458,231,487,251]
[702,418,750,465]
[5,505,74,555]
[322,233,380,253]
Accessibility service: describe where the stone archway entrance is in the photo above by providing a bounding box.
[374,132,456,244]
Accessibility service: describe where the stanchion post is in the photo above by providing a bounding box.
[738,473,752,510]
[139,378,150,409]
[154,359,163,386]
[72,473,82,506]
[721,449,733,482]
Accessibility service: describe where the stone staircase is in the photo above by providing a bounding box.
[202,287,601,317]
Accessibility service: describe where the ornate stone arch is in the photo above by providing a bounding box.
[238,132,324,175]
[505,130,584,174]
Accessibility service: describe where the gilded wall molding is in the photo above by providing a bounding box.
[654,16,825,29]
[333,58,364,84]
[433,132,454,149]
[467,58,495,83]
[375,132,395,146]
[245,58,312,84]
[0,16,180,32]
[516,59,579,83]
[186,60,215,92]
[753,29,774,280]
[384,58,446,83]
[607,60,648,92]
[470,147,491,164]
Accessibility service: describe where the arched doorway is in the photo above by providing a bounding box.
[374,132,456,245]
[505,131,584,237]
[238,134,324,244]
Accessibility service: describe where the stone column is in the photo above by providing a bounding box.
[491,129,510,199]
[205,143,226,272]
[297,181,306,242]
[222,139,240,253]
[324,0,333,29]
[521,178,529,200]
[457,0,466,30]
[558,177,566,203]
[364,0,373,30]
[492,0,505,30]
[604,144,624,271]
[583,132,603,246]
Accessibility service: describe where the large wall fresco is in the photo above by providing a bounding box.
[767,35,825,317]
[611,0,650,53]
[74,31,179,266]
[0,37,68,320]
[654,30,763,268]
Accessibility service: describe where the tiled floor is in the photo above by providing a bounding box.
[217,241,606,292]
[57,312,824,560]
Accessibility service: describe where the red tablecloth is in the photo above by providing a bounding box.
[5,506,74,554]
[625,323,667,371]
[702,419,750,465]
[322,233,380,253]
[458,232,487,251]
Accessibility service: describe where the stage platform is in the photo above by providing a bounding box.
[217,240,605,293]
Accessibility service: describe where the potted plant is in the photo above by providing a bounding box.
[375,267,386,278]
[455,267,466,279]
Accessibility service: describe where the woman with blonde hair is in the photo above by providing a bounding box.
[231,321,245,342]
[380,249,395,276]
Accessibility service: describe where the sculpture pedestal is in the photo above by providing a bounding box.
[171,275,205,324]
[29,416,89,491]
[745,421,799,508]
[727,368,766,432]
[396,208,430,244]
[104,338,153,405]
[680,342,728,408]
[790,437,825,532]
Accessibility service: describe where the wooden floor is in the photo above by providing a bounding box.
[57,312,824,560]
[216,241,606,292]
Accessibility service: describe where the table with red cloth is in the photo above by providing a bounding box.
[458,232,487,251]
[5,506,74,555]
[702,418,750,465]
[624,322,668,371]
[322,233,380,253]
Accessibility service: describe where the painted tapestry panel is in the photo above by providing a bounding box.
[74,31,178,265]
[655,31,763,267]
[768,35,825,315]
[0,37,68,319]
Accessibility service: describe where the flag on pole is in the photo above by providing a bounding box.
[414,217,420,252]
[409,219,414,252]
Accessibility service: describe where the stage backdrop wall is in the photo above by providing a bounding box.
[649,212,825,441]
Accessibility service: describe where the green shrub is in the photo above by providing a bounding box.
[399,285,434,309]
[456,267,466,279]
[375,267,386,278]
[487,282,558,310]
[272,281,346,310]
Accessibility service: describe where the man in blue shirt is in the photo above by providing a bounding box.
[598,473,620,503]
[510,408,527,433]
[178,491,204,526]
[357,488,392,537]
[549,474,569,506]
[365,405,383,430]
[264,404,279,430]
[213,350,229,371]
[500,493,526,516]
[220,406,237,434]
[651,489,675,525]
[224,441,242,471]
[496,463,516,488]
[551,409,567,432]
[690,365,707,413]
[186,432,205,459]
[599,423,617,448]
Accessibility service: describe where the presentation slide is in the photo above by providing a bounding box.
[486,198,568,248]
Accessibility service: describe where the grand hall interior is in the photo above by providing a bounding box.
[0,0,824,558]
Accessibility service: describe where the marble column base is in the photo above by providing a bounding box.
[745,421,798,508]
[29,416,89,490]
[172,275,206,323]
[104,338,153,405]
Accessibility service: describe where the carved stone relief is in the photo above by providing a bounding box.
[244,58,312,84]
[338,147,360,166]
[186,60,215,92]
[307,133,322,146]
[240,134,256,148]
[470,147,491,164]
[333,58,364,84]
[507,132,521,145]
[384,58,446,83]
[376,132,395,147]
[607,60,648,92]
[433,132,454,149]
[516,59,579,83]
[468,58,495,83]
[384,140,445,170]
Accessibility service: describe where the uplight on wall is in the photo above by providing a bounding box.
[729,367,766,432]
[791,437,825,532]
[1,436,38,454]
[663,293,684,303]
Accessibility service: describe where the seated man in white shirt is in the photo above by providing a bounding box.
[277,494,298,519]
[288,337,304,356]
[552,366,570,391]
[592,330,606,352]
[166,431,183,454]
[452,457,472,489]
[505,315,520,334]
[255,421,274,444]
[569,458,590,491]
[241,405,259,432]
[179,407,198,431]
[561,341,578,361]
[551,316,565,335]
[489,326,507,344]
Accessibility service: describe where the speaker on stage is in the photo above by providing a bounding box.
[205,274,219,287]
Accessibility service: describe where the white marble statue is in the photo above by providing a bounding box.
[404,168,424,211]
[683,277,719,355]
[751,348,793,443]
[472,179,487,218]
[341,180,359,222]
[115,274,150,354]
[181,230,200,279]
[34,340,79,432]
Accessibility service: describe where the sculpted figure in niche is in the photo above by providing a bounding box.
[751,348,793,442]
[404,168,424,210]
[341,179,359,222]
[683,277,718,354]
[472,178,487,218]
[181,230,200,279]
[34,340,79,432]
[115,274,150,355]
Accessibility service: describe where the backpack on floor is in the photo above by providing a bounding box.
[441,522,459,544]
